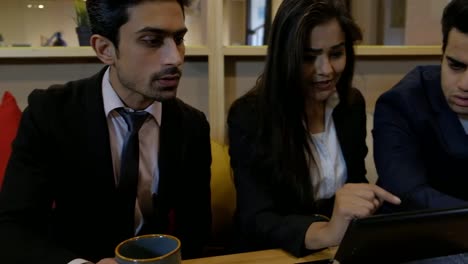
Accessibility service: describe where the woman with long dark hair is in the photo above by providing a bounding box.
[228,0,400,257]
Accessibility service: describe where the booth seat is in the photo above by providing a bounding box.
[207,140,236,255]
[0,91,22,188]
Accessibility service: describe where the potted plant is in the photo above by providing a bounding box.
[74,0,91,46]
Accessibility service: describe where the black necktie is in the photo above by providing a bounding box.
[116,108,149,236]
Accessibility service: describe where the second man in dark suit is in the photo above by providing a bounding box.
[374,0,468,211]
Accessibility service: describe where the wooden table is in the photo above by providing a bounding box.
[183,247,337,264]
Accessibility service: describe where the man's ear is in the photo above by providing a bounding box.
[91,34,116,65]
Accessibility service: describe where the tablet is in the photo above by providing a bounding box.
[332,206,468,263]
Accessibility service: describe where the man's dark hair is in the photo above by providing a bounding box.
[86,0,190,49]
[441,0,468,51]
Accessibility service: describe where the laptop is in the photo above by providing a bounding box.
[298,206,468,264]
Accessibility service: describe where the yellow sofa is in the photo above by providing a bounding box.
[209,140,236,253]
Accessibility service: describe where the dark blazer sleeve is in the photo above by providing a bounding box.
[373,89,467,211]
[227,98,329,257]
[175,103,212,259]
[0,90,78,264]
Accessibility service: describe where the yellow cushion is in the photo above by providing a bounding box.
[210,140,236,246]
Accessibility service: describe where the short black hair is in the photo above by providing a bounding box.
[441,0,468,52]
[86,0,190,49]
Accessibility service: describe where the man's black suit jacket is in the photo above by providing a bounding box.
[0,67,212,263]
[227,88,368,257]
[374,65,468,211]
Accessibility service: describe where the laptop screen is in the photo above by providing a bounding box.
[333,206,468,263]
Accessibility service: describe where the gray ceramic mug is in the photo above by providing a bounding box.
[115,234,181,264]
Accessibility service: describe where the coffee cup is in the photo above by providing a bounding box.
[115,234,181,264]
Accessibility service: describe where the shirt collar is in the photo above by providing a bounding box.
[460,117,468,134]
[102,67,162,126]
[304,92,340,135]
[324,91,340,127]
[326,91,340,109]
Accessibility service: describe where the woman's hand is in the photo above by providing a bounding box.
[305,183,401,249]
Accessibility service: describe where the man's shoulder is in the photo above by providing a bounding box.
[171,98,208,124]
[379,65,441,105]
[27,70,103,109]
[375,65,443,125]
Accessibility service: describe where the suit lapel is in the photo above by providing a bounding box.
[82,68,115,191]
[158,99,183,199]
